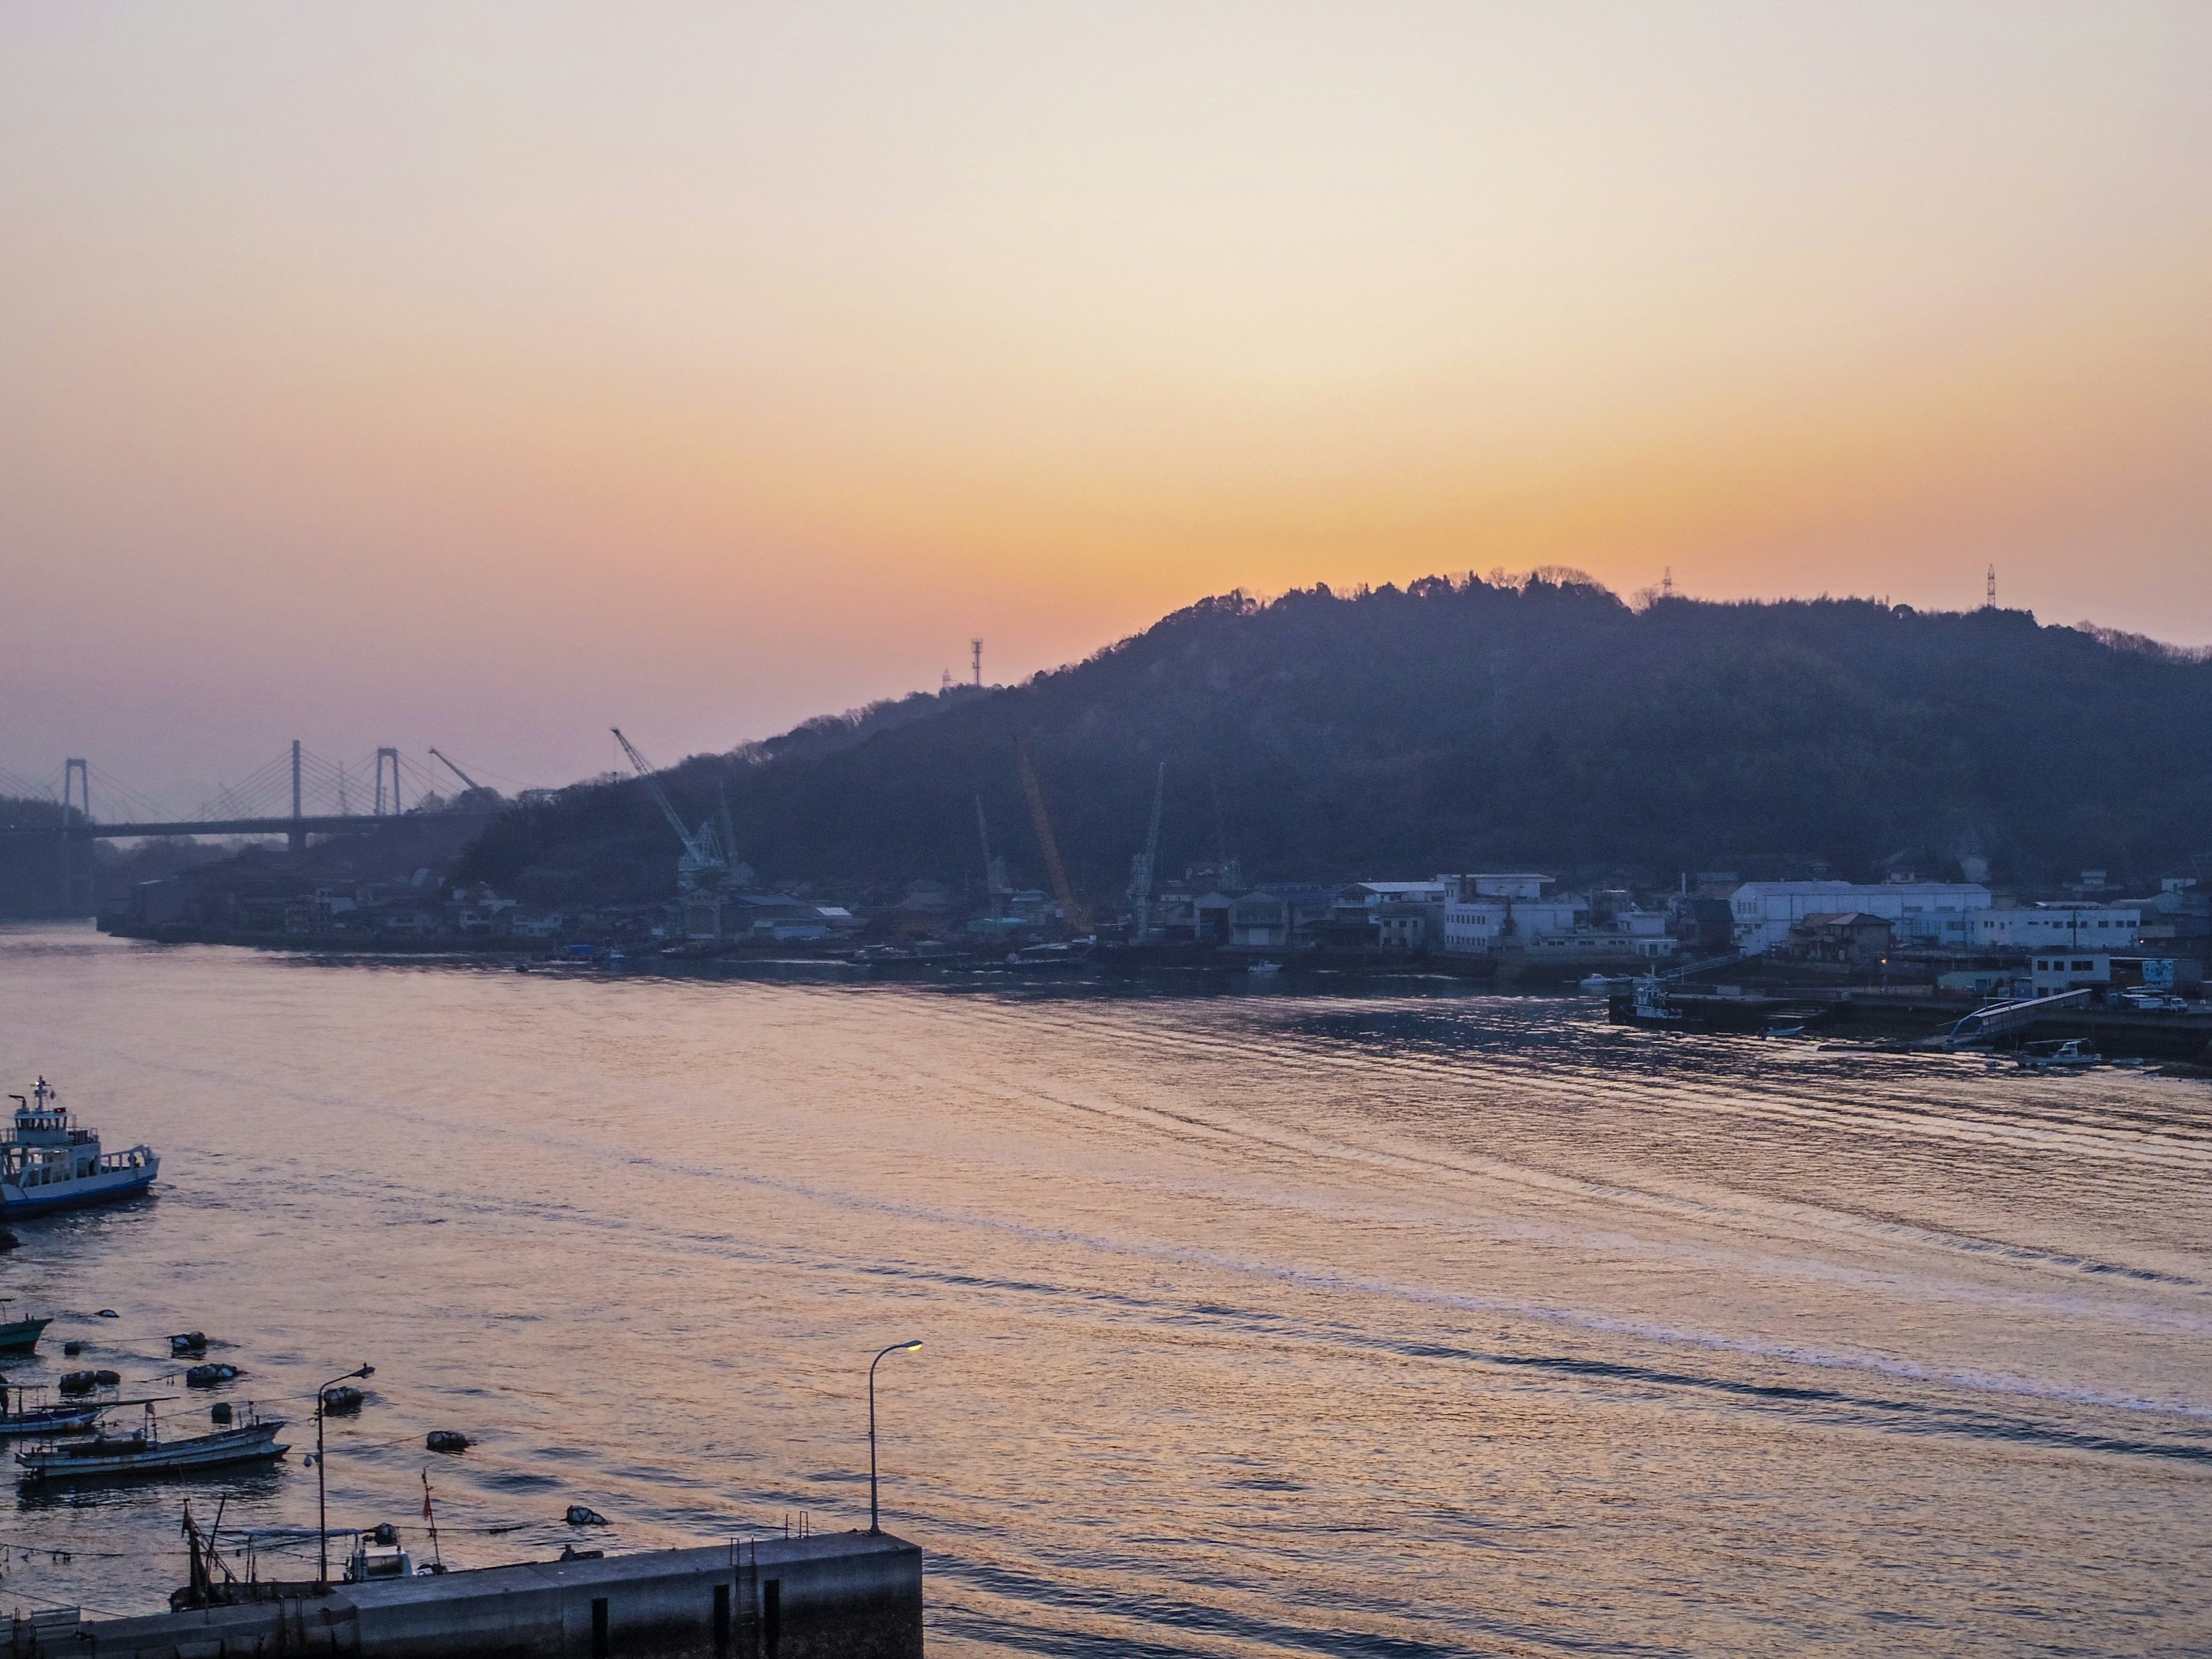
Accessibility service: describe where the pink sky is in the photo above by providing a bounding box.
[3,2,2208,810]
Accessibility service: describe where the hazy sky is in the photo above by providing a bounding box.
[4,2,2209,808]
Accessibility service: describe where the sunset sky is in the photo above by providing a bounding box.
[4,2,2209,805]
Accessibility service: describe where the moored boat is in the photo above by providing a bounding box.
[0,1392,104,1439]
[0,1299,51,1354]
[2016,1038,2101,1071]
[1,1079,158,1219]
[16,1415,286,1482]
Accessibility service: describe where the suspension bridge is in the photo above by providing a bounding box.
[0,743,509,910]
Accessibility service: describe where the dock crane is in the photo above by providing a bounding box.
[1127,762,1165,942]
[1013,738,1088,937]
[611,728,730,892]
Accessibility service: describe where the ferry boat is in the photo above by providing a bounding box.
[1,1080,158,1218]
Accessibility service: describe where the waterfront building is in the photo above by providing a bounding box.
[1730,881,1991,954]
[1969,903,2142,951]
[2031,952,2113,996]
[1437,873,1673,959]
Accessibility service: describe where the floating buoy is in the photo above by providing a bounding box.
[210,1402,233,1425]
[564,1506,609,1527]
[370,1524,398,1547]
[92,1369,120,1385]
[169,1332,207,1355]
[185,1362,237,1388]
[320,1385,365,1414]
[426,1430,471,1454]
[96,1310,118,1319]
[56,1372,97,1395]
[62,1342,81,1357]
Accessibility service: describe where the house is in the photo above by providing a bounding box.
[1730,882,1991,954]
[1335,881,1450,951]
[1785,912,1893,964]
[1229,884,1339,948]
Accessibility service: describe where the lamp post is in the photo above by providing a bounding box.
[315,1365,374,1588]
[867,1341,921,1535]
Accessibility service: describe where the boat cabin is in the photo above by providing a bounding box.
[349,1529,420,1582]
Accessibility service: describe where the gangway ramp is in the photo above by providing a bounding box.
[1944,988,2090,1047]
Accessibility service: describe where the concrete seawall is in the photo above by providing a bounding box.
[34,1535,921,1659]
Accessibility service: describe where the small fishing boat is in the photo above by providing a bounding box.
[2016,1039,2101,1072]
[0,1392,105,1439]
[0,1300,51,1355]
[1246,960,1283,977]
[1626,975,1699,1030]
[1,1079,158,1218]
[16,1414,287,1482]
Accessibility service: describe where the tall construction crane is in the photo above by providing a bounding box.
[611,728,729,892]
[1014,738,1088,937]
[1127,762,1165,942]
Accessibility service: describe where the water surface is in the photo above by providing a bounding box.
[0,924,2206,1655]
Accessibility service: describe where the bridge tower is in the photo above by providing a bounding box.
[62,759,92,915]
[289,740,306,854]
[373,748,402,817]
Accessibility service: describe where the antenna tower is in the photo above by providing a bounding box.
[1986,564,1997,608]
[971,639,983,688]
[1661,566,1673,597]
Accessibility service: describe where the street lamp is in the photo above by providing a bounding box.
[867,1341,921,1535]
[314,1365,374,1588]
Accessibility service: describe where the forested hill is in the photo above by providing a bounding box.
[455,575,2212,904]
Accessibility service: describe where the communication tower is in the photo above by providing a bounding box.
[971,639,983,687]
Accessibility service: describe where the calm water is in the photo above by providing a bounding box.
[0,923,2207,1654]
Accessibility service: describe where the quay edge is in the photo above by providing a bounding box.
[26,1534,921,1659]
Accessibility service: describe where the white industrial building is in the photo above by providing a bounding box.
[1730,881,1992,954]
[1971,903,2141,951]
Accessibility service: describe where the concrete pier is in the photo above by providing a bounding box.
[26,1534,921,1659]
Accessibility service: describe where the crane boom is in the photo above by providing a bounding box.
[976,796,1003,917]
[427,749,482,792]
[1129,762,1165,942]
[611,728,709,862]
[1014,738,1088,935]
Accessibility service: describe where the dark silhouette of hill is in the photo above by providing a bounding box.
[454,574,2212,906]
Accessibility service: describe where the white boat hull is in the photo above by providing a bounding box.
[17,1421,286,1481]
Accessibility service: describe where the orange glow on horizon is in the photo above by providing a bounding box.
[2,2,2208,797]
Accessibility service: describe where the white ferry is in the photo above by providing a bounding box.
[1,1080,158,1218]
